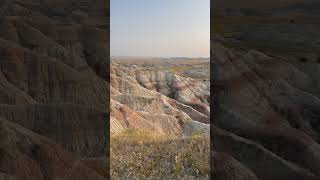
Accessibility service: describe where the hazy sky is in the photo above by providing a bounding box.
[111,0,210,58]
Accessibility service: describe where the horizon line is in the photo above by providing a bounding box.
[111,55,210,59]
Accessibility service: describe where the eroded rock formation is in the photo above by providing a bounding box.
[0,0,109,178]
[110,63,210,137]
[212,37,320,179]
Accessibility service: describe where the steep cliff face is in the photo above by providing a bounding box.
[110,63,210,137]
[212,36,320,179]
[0,0,109,178]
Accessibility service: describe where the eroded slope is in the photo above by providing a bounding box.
[110,62,210,137]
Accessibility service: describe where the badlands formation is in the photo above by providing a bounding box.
[212,41,320,180]
[110,58,210,179]
[110,59,210,137]
[0,0,108,179]
[1,0,320,179]
[211,0,320,179]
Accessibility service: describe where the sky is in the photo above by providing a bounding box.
[111,0,210,58]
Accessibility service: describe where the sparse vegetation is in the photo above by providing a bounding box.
[168,66,193,73]
[110,129,210,179]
